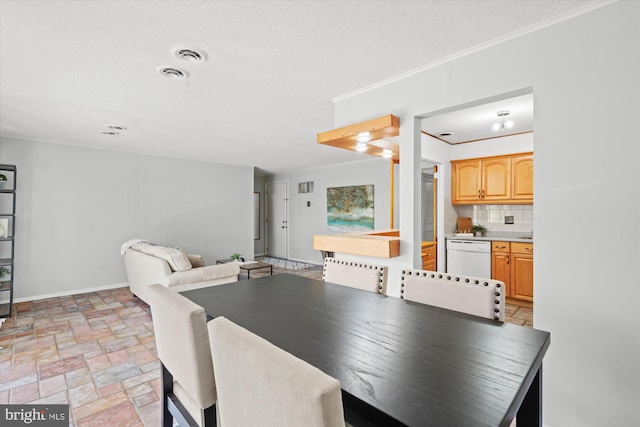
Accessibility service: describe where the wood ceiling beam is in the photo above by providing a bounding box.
[316,114,400,161]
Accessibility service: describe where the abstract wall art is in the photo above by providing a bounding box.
[327,185,374,233]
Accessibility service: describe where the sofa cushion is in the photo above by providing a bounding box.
[131,243,192,272]
[185,253,205,268]
[161,263,240,287]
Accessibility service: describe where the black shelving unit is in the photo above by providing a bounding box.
[0,164,16,320]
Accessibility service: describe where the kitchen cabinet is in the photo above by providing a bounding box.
[511,242,534,301]
[511,154,534,201]
[451,152,533,204]
[491,241,511,297]
[491,240,534,302]
[421,241,437,271]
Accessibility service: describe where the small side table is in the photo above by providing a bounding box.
[216,259,273,279]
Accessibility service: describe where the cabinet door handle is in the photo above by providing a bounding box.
[495,245,507,249]
[481,189,485,198]
[506,255,510,265]
[478,190,481,199]
[526,247,533,251]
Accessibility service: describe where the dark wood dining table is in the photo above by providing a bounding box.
[181,273,550,427]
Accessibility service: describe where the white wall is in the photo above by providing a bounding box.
[333,2,639,426]
[0,138,254,300]
[270,158,391,265]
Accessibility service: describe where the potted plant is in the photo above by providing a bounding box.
[472,224,487,237]
[0,266,10,279]
[230,253,244,262]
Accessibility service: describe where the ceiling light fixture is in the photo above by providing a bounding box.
[173,45,208,63]
[492,110,514,132]
[99,129,119,136]
[357,132,371,143]
[382,149,393,159]
[355,141,368,152]
[438,131,454,137]
[156,65,190,80]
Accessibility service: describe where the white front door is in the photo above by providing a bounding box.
[266,181,288,259]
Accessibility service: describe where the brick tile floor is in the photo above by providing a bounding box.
[0,263,532,426]
[0,288,158,426]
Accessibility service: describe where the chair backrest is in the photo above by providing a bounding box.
[147,284,217,410]
[322,258,388,294]
[208,317,346,427]
[401,270,505,321]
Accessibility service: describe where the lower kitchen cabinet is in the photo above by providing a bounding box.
[491,241,534,302]
[511,242,534,301]
[421,241,437,271]
[491,242,511,297]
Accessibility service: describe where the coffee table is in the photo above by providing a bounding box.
[216,259,273,279]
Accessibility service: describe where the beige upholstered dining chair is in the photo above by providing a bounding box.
[147,284,217,427]
[322,257,388,294]
[400,269,505,321]
[208,316,346,427]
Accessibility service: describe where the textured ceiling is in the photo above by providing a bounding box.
[0,1,597,173]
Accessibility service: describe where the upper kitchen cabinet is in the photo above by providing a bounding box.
[511,154,534,201]
[451,152,533,205]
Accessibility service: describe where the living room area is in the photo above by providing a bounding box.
[2,1,639,426]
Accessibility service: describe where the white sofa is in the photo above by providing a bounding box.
[123,242,240,303]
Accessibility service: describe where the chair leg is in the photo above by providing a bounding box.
[161,363,173,427]
[162,362,217,427]
[203,404,217,426]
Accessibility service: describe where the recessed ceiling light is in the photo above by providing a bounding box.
[357,132,371,143]
[173,45,208,63]
[156,65,190,80]
[438,131,454,137]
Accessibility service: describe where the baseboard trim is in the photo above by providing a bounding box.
[285,257,322,266]
[13,282,129,303]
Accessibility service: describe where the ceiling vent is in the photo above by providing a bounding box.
[99,129,119,136]
[173,45,208,63]
[105,125,127,132]
[156,65,190,80]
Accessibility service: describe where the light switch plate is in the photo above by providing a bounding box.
[505,215,514,224]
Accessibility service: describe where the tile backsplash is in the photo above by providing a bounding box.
[455,204,533,233]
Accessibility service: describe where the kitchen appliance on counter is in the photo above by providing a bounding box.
[446,239,491,278]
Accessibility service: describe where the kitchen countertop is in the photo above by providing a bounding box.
[445,232,533,243]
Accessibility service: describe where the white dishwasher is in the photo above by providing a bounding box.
[446,239,491,278]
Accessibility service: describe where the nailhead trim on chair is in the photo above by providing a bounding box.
[400,269,503,321]
[322,257,388,294]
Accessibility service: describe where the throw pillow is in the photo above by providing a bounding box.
[185,253,205,268]
[132,243,193,272]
